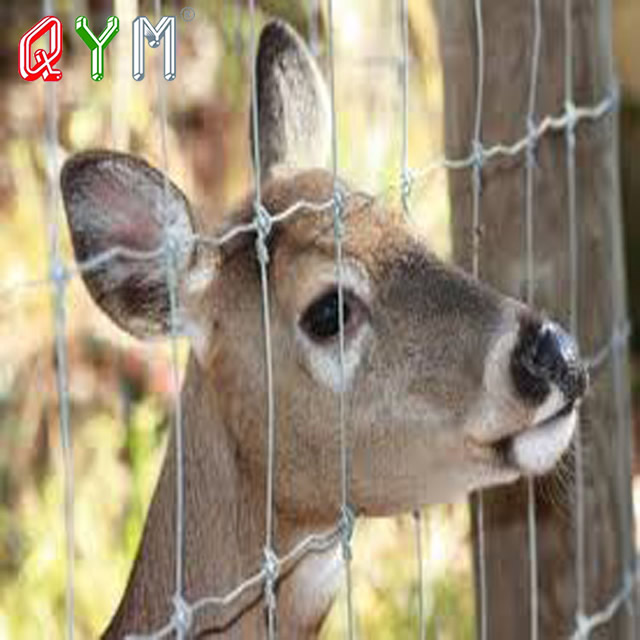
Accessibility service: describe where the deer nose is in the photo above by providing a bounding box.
[510,320,588,406]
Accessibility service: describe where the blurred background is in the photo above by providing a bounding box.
[0,1,637,638]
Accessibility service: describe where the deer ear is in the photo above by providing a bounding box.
[251,20,331,180]
[61,151,196,339]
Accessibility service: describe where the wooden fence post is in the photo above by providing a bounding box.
[433,1,636,637]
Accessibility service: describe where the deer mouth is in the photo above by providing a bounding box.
[493,401,578,476]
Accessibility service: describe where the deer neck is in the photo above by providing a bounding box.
[103,356,342,639]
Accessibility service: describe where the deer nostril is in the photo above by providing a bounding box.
[511,319,588,406]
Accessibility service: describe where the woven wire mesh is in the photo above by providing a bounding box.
[1,0,636,638]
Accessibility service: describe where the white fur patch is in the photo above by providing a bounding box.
[300,325,372,392]
[511,409,576,475]
[462,308,576,479]
[463,320,521,443]
[184,262,216,295]
[182,262,217,362]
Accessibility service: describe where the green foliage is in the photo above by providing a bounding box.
[0,396,166,638]
[322,510,474,639]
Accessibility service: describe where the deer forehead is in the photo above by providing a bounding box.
[214,169,410,304]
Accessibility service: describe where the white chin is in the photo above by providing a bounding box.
[510,409,577,476]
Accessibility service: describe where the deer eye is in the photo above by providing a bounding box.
[300,288,359,342]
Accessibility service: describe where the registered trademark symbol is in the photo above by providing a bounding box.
[181,7,195,21]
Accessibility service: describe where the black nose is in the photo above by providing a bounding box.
[511,319,588,406]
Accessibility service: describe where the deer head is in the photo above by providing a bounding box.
[60,19,587,639]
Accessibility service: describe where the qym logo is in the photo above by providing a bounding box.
[19,16,63,81]
[19,14,182,82]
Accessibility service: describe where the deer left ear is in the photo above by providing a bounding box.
[251,20,332,180]
[61,150,197,339]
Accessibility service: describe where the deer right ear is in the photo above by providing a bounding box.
[61,151,197,340]
[252,20,331,180]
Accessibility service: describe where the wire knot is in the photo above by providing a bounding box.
[254,203,273,238]
[164,227,182,253]
[339,504,356,561]
[471,140,485,170]
[255,236,269,265]
[333,188,345,240]
[401,168,413,215]
[50,261,68,287]
[163,231,185,287]
[565,100,577,150]
[254,203,272,265]
[525,117,538,169]
[164,225,190,266]
[171,593,193,634]
[574,612,589,639]
[262,547,280,611]
[263,546,279,582]
[471,140,484,195]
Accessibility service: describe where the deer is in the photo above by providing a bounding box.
[60,19,587,640]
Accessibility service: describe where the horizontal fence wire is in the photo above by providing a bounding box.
[570,563,640,640]
[17,1,634,638]
[2,92,619,306]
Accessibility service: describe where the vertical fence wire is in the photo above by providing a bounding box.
[151,0,189,636]
[563,2,588,635]
[326,1,356,638]
[398,0,426,636]
[611,208,636,638]
[248,2,279,637]
[413,510,426,640]
[42,0,75,638]
[604,0,637,633]
[524,1,542,638]
[400,0,412,221]
[470,2,487,640]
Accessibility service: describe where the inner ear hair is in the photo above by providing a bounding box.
[61,150,197,339]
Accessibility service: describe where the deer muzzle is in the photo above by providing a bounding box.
[504,318,588,475]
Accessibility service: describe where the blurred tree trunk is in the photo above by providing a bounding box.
[433,1,636,638]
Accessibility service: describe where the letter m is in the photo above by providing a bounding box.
[132,16,176,81]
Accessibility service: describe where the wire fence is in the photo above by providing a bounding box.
[2,0,635,638]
